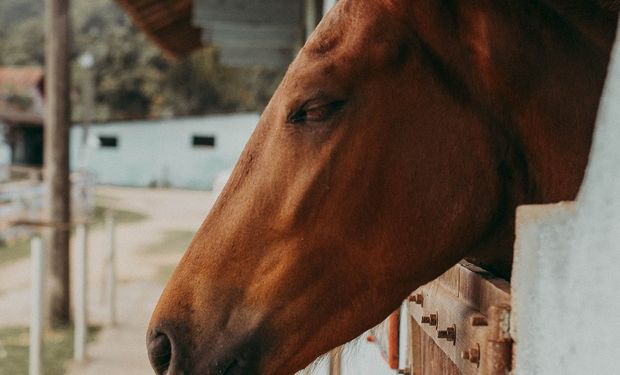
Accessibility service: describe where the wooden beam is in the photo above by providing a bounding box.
[406,262,512,374]
[44,0,72,327]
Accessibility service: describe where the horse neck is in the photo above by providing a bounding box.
[405,0,618,204]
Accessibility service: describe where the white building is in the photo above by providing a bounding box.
[70,113,258,190]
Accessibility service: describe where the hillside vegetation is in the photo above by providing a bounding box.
[0,0,284,120]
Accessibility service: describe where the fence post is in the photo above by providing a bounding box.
[29,236,44,375]
[74,223,88,361]
[329,348,342,375]
[105,211,117,326]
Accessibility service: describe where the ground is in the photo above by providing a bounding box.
[0,187,212,374]
[0,186,395,375]
[67,187,214,375]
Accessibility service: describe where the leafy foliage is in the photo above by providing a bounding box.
[0,0,284,120]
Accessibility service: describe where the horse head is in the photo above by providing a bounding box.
[147,0,614,373]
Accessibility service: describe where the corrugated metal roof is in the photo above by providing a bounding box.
[193,0,304,68]
[193,0,303,25]
[115,0,203,58]
[115,0,307,67]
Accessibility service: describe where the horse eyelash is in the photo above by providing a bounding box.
[287,100,347,125]
[287,108,308,124]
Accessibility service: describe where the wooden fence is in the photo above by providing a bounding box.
[404,262,512,375]
[0,165,96,240]
[364,262,512,375]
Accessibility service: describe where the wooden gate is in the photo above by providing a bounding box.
[404,262,513,375]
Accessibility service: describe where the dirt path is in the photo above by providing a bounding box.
[0,186,214,373]
[66,187,214,375]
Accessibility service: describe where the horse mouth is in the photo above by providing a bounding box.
[221,358,253,375]
[220,358,236,375]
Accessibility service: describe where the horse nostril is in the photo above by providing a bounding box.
[148,332,172,374]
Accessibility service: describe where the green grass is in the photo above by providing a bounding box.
[0,238,31,267]
[141,230,194,256]
[92,205,148,226]
[0,326,100,375]
[141,230,194,284]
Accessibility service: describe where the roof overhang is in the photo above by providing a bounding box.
[114,0,203,59]
[0,110,43,126]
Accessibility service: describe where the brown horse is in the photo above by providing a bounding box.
[147,1,618,374]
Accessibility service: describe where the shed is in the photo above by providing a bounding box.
[68,114,259,190]
[0,67,45,166]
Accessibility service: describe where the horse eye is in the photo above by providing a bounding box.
[288,109,308,124]
[288,101,346,125]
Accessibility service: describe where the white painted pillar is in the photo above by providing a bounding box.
[74,223,88,361]
[105,212,117,327]
[323,0,337,16]
[511,21,620,375]
[29,236,44,375]
[329,350,342,375]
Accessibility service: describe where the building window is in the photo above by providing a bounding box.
[192,135,216,148]
[99,136,118,148]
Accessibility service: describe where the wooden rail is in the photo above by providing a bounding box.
[0,169,96,240]
[405,262,513,375]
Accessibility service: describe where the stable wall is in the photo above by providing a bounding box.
[511,23,620,374]
[69,113,258,190]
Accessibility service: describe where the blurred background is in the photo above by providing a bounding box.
[0,0,404,374]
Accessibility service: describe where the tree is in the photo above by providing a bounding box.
[0,19,45,66]
[0,0,284,120]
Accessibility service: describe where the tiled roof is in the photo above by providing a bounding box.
[0,67,44,94]
[0,110,43,126]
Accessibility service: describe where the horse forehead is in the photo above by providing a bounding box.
[304,1,411,70]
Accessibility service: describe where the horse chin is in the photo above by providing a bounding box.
[259,351,318,375]
[193,342,309,375]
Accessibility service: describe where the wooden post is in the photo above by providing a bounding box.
[106,212,117,326]
[388,310,401,369]
[485,305,512,375]
[44,0,72,327]
[408,317,422,375]
[29,236,45,375]
[74,223,88,361]
[329,348,341,375]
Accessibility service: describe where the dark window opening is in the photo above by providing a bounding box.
[99,136,118,148]
[193,135,216,148]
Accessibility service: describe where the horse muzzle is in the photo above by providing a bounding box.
[147,323,264,375]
